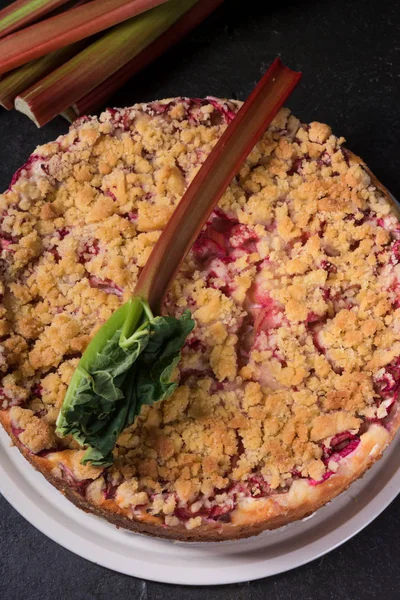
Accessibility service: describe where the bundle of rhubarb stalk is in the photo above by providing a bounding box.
[0,0,223,126]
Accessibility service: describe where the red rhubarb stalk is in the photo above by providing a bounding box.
[0,42,85,109]
[55,58,301,464]
[0,0,168,76]
[14,0,198,127]
[0,0,70,40]
[135,58,302,312]
[68,0,224,118]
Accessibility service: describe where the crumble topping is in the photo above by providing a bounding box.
[1,98,399,530]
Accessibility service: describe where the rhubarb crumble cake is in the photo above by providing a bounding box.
[1,98,399,541]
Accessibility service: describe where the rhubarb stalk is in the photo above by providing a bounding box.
[67,0,224,119]
[137,58,302,313]
[0,0,168,76]
[0,42,85,109]
[56,58,301,465]
[14,0,198,127]
[0,0,70,40]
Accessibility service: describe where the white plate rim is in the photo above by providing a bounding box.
[1,425,399,586]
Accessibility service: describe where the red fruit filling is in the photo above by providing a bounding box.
[88,276,123,296]
[288,155,312,175]
[60,464,92,496]
[372,357,400,420]
[235,474,271,498]
[320,260,337,274]
[11,425,24,437]
[104,475,118,500]
[8,155,44,189]
[31,383,43,397]
[206,97,236,123]
[310,432,361,485]
[254,301,283,334]
[0,236,16,252]
[47,246,61,262]
[391,240,400,265]
[56,227,70,240]
[79,239,100,264]
[124,211,138,223]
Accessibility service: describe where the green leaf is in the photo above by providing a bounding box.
[132,310,195,408]
[56,299,194,466]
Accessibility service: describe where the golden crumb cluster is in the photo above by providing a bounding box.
[1,98,399,530]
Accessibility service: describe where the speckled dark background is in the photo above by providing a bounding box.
[0,0,399,597]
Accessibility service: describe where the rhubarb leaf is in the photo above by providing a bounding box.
[131,312,195,408]
[56,299,194,466]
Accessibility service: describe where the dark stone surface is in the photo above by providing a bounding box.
[0,0,399,597]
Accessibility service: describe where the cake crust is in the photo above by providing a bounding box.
[1,99,400,541]
[1,409,398,541]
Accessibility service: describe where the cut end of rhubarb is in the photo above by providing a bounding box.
[10,0,200,127]
[14,96,41,127]
[0,97,13,110]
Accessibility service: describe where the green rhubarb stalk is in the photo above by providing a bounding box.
[0,0,168,76]
[66,0,224,120]
[15,0,198,127]
[0,0,70,40]
[56,58,302,466]
[0,41,85,109]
